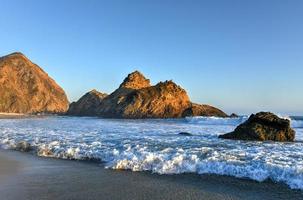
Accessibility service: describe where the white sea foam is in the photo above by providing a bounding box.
[0,116,302,190]
[185,116,248,126]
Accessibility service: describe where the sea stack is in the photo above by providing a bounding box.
[219,112,295,142]
[67,70,227,118]
[97,77,191,118]
[95,71,189,118]
[67,89,107,116]
[0,52,69,114]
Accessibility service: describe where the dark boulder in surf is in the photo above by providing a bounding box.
[230,113,239,118]
[219,112,295,142]
[16,141,32,152]
[178,132,193,136]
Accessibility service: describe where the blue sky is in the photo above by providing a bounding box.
[0,0,302,115]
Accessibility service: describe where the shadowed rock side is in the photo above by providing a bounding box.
[0,52,69,114]
[182,103,228,118]
[219,112,295,142]
[67,89,107,116]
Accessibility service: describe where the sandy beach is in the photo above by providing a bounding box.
[0,150,302,200]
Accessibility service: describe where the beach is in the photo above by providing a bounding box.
[1,0,303,199]
[0,149,302,200]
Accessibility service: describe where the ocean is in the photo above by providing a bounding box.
[0,116,302,190]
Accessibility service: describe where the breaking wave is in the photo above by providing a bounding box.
[291,119,303,128]
[185,116,248,126]
[186,115,303,128]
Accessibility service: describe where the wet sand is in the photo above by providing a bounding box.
[0,152,20,182]
[0,150,302,200]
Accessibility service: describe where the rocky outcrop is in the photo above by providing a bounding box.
[219,112,295,142]
[94,71,227,118]
[67,71,228,118]
[0,52,69,114]
[67,89,107,116]
[182,103,228,118]
[97,78,191,118]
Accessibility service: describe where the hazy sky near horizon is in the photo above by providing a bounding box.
[0,0,302,115]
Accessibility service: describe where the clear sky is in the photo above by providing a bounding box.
[0,0,302,115]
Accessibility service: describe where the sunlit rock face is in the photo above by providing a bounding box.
[0,52,69,114]
[119,70,151,90]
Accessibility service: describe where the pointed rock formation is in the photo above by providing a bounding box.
[0,52,69,114]
[68,70,228,118]
[97,80,191,118]
[119,70,151,89]
[93,71,226,118]
[219,112,295,141]
[67,89,107,116]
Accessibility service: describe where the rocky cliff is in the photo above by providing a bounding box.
[0,52,69,114]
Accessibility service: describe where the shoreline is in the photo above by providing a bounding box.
[0,149,302,200]
[0,113,27,119]
[0,113,61,119]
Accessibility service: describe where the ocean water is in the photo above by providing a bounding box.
[0,116,302,190]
